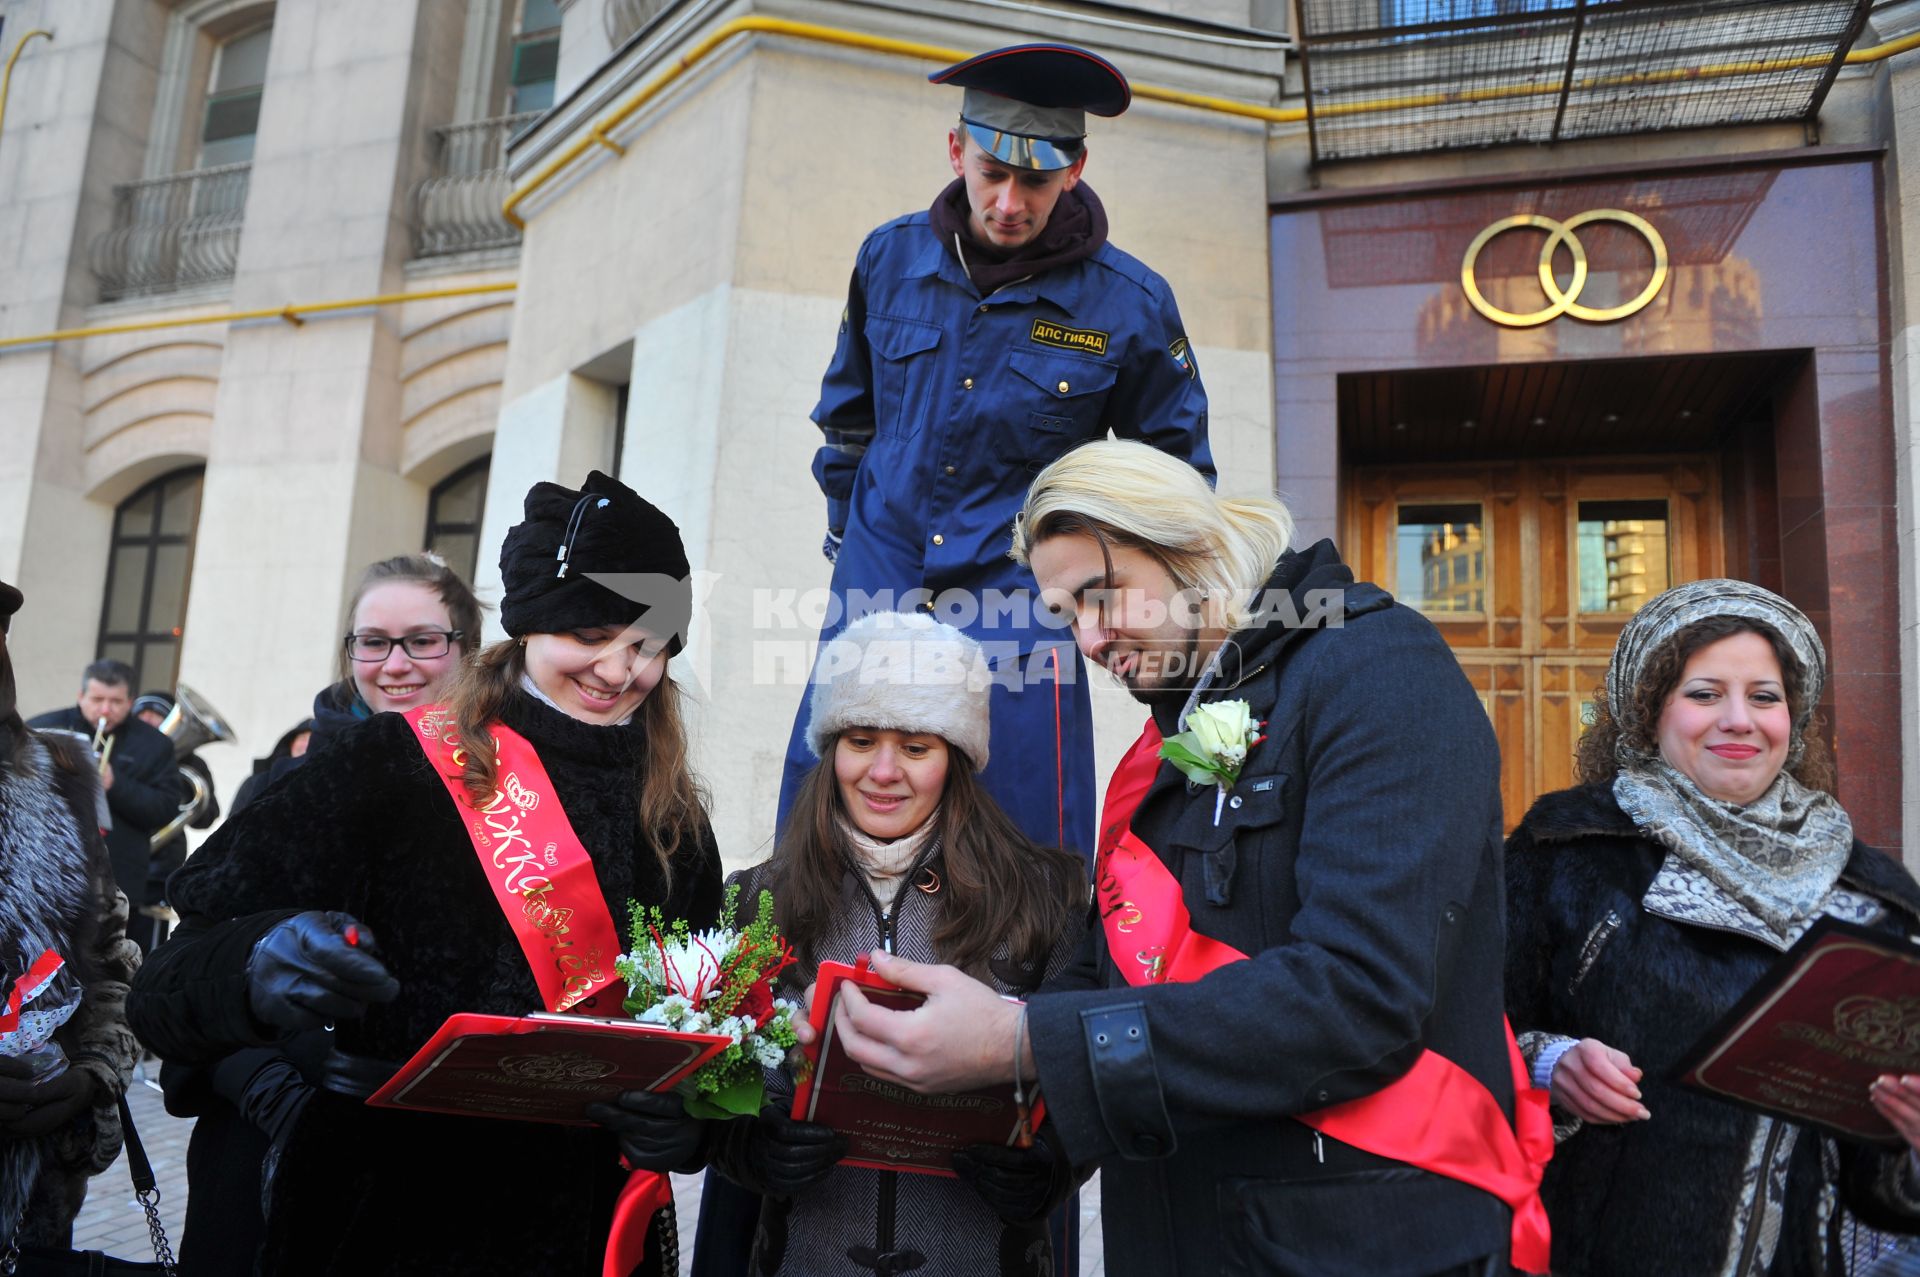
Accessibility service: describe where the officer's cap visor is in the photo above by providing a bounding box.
[961,120,1082,172]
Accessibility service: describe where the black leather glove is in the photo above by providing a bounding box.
[710,1105,847,1198]
[588,1089,709,1173]
[0,1051,96,1140]
[246,911,398,1034]
[211,1049,313,1147]
[952,1125,1077,1225]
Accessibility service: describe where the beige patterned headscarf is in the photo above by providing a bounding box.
[1606,579,1853,938]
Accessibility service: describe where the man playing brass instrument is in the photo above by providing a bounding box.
[29,660,186,955]
[134,690,223,950]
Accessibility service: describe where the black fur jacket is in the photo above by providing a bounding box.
[1506,782,1920,1276]
[128,693,722,1276]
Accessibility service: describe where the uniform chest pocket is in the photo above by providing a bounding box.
[1007,349,1120,459]
[866,314,943,443]
[1168,774,1289,910]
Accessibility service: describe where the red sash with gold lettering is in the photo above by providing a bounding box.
[1096,720,1554,1274]
[406,706,668,1277]
[407,706,627,1016]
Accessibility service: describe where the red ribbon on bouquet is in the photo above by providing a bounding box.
[0,950,64,1035]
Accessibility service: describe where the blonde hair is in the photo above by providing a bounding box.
[1012,440,1294,631]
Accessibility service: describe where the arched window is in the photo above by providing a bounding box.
[97,468,205,693]
[425,457,492,586]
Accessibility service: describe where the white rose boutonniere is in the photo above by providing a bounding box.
[1159,699,1265,824]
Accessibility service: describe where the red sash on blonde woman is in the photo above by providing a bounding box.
[1096,720,1554,1274]
[406,706,668,1277]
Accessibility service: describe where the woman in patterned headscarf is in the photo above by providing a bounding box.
[1505,579,1920,1276]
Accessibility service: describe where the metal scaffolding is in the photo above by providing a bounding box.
[1294,0,1871,162]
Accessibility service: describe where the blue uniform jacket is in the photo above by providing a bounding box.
[781,210,1213,859]
[811,209,1213,654]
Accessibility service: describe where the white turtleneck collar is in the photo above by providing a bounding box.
[836,809,941,911]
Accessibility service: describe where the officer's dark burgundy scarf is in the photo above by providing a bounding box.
[929,179,1108,293]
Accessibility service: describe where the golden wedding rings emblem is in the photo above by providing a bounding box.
[1461,209,1669,328]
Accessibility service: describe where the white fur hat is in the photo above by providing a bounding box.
[805,611,994,770]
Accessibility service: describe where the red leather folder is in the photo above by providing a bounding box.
[366,1011,731,1126]
[792,958,1044,1177]
[1676,917,1920,1144]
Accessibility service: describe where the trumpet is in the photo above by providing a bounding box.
[150,685,236,850]
[93,716,115,777]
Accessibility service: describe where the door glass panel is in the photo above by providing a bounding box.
[1576,499,1669,614]
[1396,503,1486,614]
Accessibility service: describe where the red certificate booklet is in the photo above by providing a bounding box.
[792,958,1043,1177]
[365,1011,731,1126]
[1676,918,1920,1144]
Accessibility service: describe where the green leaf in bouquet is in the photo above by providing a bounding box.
[683,1070,764,1119]
[1158,735,1226,786]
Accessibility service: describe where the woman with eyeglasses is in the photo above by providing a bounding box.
[136,552,484,1277]
[323,553,483,754]
[129,473,722,1275]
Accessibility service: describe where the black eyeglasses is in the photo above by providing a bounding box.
[343,630,464,662]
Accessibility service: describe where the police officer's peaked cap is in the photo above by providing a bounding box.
[498,470,693,654]
[930,43,1131,171]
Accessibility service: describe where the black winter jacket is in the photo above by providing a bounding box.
[1026,541,1516,1277]
[127,693,723,1276]
[27,707,183,911]
[228,681,359,819]
[1506,782,1920,1276]
[154,679,356,1276]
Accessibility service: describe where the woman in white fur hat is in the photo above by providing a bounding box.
[709,610,1086,1276]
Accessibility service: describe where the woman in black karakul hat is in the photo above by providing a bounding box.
[128,472,722,1276]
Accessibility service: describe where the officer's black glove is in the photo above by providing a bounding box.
[710,1105,847,1198]
[245,911,398,1034]
[822,529,843,563]
[951,1124,1077,1225]
[588,1089,709,1173]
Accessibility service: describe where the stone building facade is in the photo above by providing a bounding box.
[2,0,1917,868]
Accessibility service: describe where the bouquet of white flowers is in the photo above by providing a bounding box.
[614,886,800,1118]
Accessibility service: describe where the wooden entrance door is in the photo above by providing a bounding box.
[1343,458,1724,829]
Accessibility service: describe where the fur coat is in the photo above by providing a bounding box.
[0,735,141,1248]
[1506,782,1920,1276]
[128,693,722,1276]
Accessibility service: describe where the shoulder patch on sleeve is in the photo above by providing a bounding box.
[1169,337,1197,380]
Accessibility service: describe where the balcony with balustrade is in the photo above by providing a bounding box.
[413,111,541,259]
[90,163,251,303]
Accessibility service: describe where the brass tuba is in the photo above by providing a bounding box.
[150,684,236,850]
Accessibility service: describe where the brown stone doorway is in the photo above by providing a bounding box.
[1335,350,1812,830]
[1344,457,1724,829]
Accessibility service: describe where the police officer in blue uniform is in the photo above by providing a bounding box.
[778,42,1214,858]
